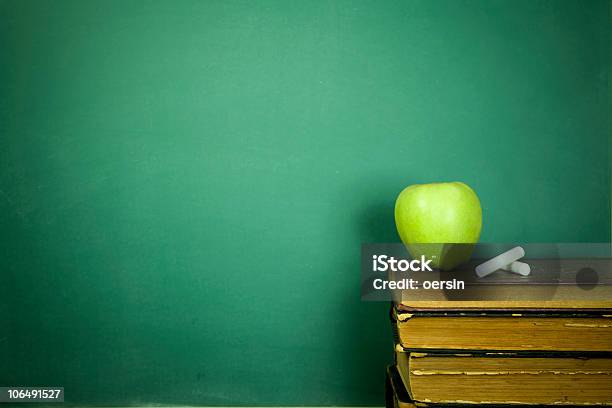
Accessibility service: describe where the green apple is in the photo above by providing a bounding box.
[394,182,482,271]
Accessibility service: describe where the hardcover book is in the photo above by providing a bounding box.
[394,347,612,405]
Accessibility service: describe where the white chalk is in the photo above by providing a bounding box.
[502,261,531,276]
[475,246,525,278]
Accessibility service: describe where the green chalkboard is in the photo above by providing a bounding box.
[1,0,610,405]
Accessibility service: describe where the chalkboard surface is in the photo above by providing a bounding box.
[1,0,610,405]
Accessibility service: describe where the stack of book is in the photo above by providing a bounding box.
[386,299,612,407]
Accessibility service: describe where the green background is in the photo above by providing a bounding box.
[1,0,610,405]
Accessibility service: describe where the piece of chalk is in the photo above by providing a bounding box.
[502,261,531,276]
[475,246,525,278]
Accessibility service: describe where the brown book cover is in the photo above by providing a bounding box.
[386,365,420,408]
[396,300,612,311]
[395,347,612,405]
[391,304,612,352]
[391,258,612,311]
